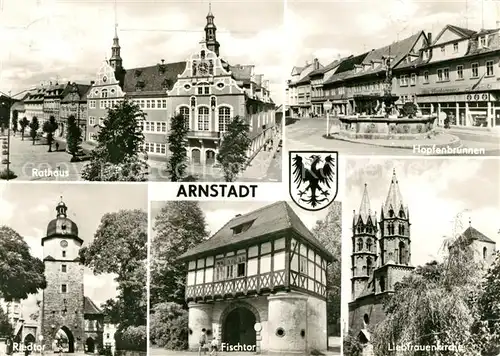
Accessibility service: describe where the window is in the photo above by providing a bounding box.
[410,73,416,86]
[423,71,429,83]
[218,106,231,132]
[453,43,459,53]
[197,106,209,130]
[366,239,372,251]
[61,265,67,273]
[89,100,96,109]
[162,99,167,108]
[61,284,67,293]
[457,65,464,79]
[444,68,450,81]
[437,69,443,82]
[357,238,363,251]
[480,36,486,48]
[144,142,166,154]
[215,259,225,281]
[140,100,145,109]
[99,118,104,126]
[441,46,445,54]
[146,100,151,109]
[89,117,95,125]
[483,247,487,260]
[151,100,156,109]
[100,100,104,109]
[197,85,210,95]
[299,255,307,274]
[486,60,494,76]
[399,75,408,86]
[88,133,97,141]
[101,89,108,98]
[472,62,479,77]
[62,250,66,258]
[179,106,190,129]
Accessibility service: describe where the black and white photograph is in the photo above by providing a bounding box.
[0,0,283,182]
[149,200,341,355]
[285,0,500,156]
[0,184,147,355]
[341,158,500,355]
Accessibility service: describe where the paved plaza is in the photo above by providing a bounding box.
[286,117,500,156]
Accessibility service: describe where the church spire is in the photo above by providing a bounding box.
[204,2,220,56]
[359,183,372,223]
[56,196,68,218]
[382,169,406,216]
[109,0,122,70]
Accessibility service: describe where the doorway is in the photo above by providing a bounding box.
[56,326,75,353]
[206,150,216,165]
[222,307,256,347]
[86,337,95,353]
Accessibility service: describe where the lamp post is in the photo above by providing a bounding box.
[323,99,333,137]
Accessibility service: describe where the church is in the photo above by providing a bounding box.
[9,199,104,353]
[178,201,333,354]
[348,170,497,350]
[86,5,277,168]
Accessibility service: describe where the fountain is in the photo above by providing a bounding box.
[331,58,442,143]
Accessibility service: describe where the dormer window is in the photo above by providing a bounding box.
[441,46,446,54]
[162,79,170,90]
[480,36,487,48]
[134,69,142,77]
[135,80,145,91]
[453,43,459,53]
[231,220,255,235]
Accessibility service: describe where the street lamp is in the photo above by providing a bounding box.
[323,99,333,137]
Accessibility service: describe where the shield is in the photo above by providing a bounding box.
[289,151,339,211]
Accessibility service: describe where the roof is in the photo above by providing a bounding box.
[355,184,376,225]
[61,83,92,103]
[323,52,369,85]
[432,24,476,46]
[84,296,103,315]
[461,226,496,244]
[179,201,334,261]
[229,64,254,85]
[382,169,408,217]
[122,61,186,95]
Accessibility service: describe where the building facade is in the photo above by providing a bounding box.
[40,199,104,353]
[286,59,320,117]
[60,82,92,140]
[86,6,276,167]
[179,202,333,354]
[23,86,46,123]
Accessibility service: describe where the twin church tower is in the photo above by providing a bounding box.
[349,170,414,333]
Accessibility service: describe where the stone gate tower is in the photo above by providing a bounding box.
[41,198,85,352]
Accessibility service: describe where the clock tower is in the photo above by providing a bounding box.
[41,198,85,352]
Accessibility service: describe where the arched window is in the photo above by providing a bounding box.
[192,61,197,76]
[179,106,190,129]
[367,226,372,234]
[209,60,214,74]
[389,209,394,217]
[399,224,405,235]
[399,210,405,218]
[399,241,406,265]
[200,50,206,59]
[366,257,372,275]
[379,276,386,292]
[197,106,209,131]
[101,89,108,98]
[190,97,196,109]
[366,238,372,252]
[357,238,363,251]
[483,247,487,260]
[218,106,231,132]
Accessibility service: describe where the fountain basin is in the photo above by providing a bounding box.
[336,115,437,140]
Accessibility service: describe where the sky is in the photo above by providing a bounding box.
[150,200,331,246]
[0,182,148,322]
[0,0,285,104]
[341,157,500,330]
[287,0,500,69]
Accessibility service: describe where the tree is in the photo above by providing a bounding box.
[81,100,148,181]
[79,209,147,329]
[216,116,251,182]
[42,116,58,152]
[0,226,47,300]
[19,117,29,140]
[29,117,39,145]
[372,230,484,356]
[0,306,13,337]
[11,111,18,136]
[167,113,188,182]
[473,251,500,355]
[150,302,188,350]
[312,201,342,336]
[150,201,208,307]
[66,115,82,161]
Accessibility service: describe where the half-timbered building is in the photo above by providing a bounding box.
[178,201,333,354]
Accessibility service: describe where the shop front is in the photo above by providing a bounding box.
[416,91,499,128]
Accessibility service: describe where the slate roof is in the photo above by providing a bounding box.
[178,201,334,261]
[122,61,186,96]
[229,64,254,85]
[61,84,92,103]
[461,226,496,244]
[323,52,369,85]
[431,24,476,46]
[83,296,103,315]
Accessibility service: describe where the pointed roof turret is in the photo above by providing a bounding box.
[382,169,408,217]
[359,184,371,222]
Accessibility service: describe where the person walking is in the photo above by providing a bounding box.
[55,142,59,151]
[209,336,218,356]
[198,328,207,356]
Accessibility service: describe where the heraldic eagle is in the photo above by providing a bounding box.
[292,154,336,208]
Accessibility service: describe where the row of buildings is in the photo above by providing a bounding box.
[10,6,277,165]
[287,23,500,129]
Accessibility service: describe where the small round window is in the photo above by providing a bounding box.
[216,82,224,89]
[110,89,115,94]
[102,75,108,83]
[184,84,191,90]
[300,329,305,338]
[275,327,285,337]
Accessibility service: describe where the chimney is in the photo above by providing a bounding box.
[90,80,95,85]
[161,59,165,64]
[427,32,432,45]
[235,214,241,217]
[313,58,319,70]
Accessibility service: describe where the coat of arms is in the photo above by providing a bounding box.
[289,151,338,211]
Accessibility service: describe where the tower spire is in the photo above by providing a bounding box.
[359,183,372,223]
[383,169,405,216]
[204,2,220,56]
[109,0,123,70]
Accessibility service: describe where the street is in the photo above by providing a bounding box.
[6,135,86,181]
[286,117,500,156]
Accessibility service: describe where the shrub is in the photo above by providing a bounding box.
[115,325,147,352]
[0,169,17,180]
[150,302,189,350]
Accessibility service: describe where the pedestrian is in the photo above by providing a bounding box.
[198,328,207,356]
[55,142,60,151]
[209,336,218,356]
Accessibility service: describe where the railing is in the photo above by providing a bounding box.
[186,130,220,139]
